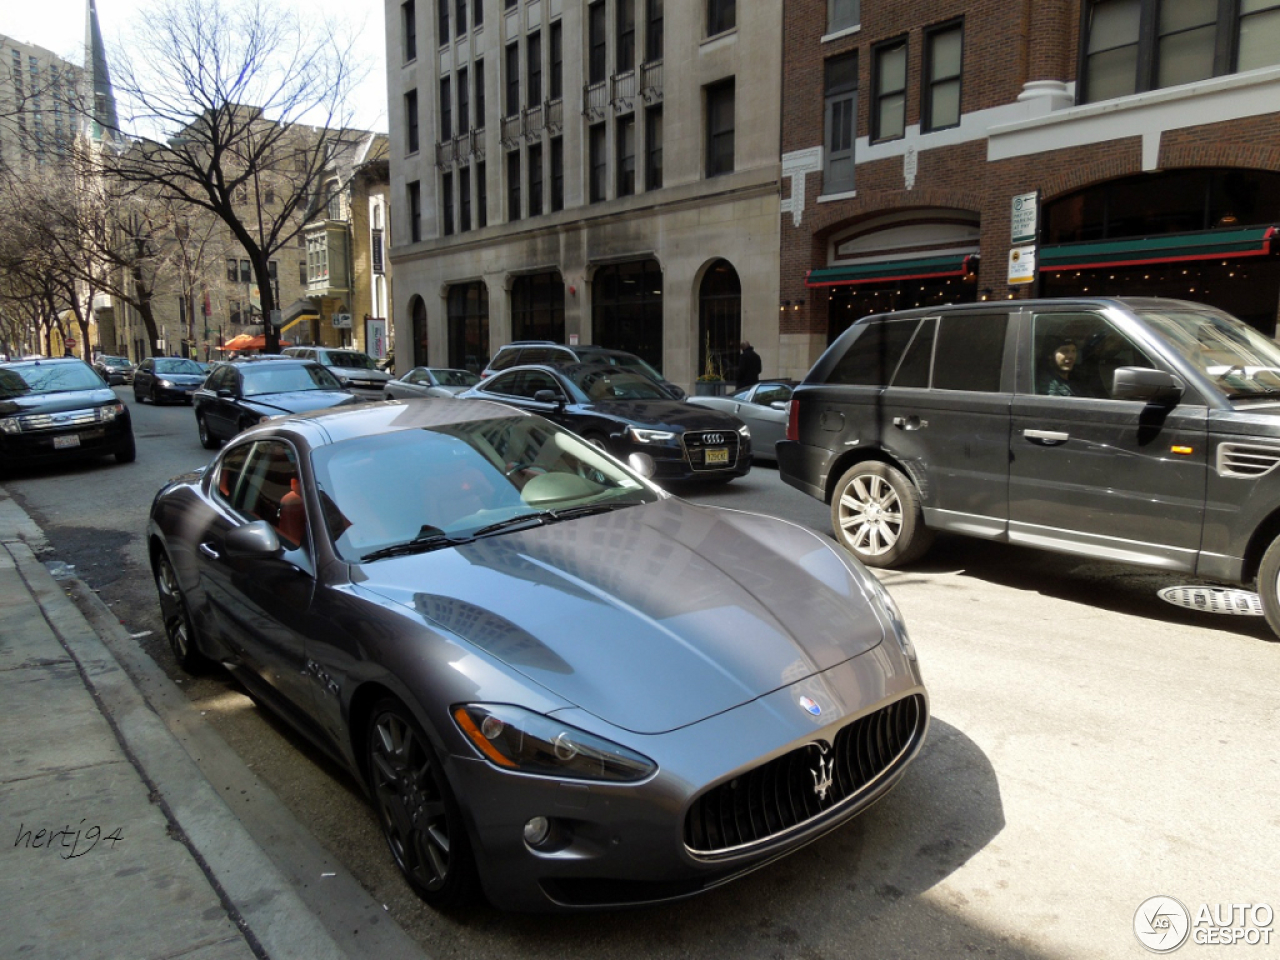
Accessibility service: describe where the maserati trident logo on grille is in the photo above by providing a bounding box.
[810,742,835,801]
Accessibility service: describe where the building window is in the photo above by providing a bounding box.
[923,21,962,132]
[645,105,663,190]
[477,160,488,227]
[647,0,664,61]
[589,123,607,202]
[699,260,741,383]
[440,76,452,139]
[405,88,420,153]
[616,114,635,197]
[550,22,563,99]
[707,0,735,36]
[824,53,856,193]
[589,2,607,85]
[512,273,566,341]
[473,0,483,27]
[475,58,486,124]
[618,0,636,73]
[828,0,859,33]
[457,65,470,132]
[408,180,422,242]
[705,78,735,178]
[1157,0,1216,87]
[442,171,455,235]
[1239,0,1280,71]
[527,31,542,108]
[528,143,544,216]
[507,149,521,221]
[506,42,520,117]
[591,259,664,366]
[873,38,907,141]
[459,165,472,231]
[447,282,490,373]
[437,0,448,43]
[455,0,466,38]
[403,0,417,61]
[550,136,564,211]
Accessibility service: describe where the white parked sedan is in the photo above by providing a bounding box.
[686,380,796,461]
[384,366,481,400]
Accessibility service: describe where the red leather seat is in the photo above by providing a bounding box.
[277,478,306,547]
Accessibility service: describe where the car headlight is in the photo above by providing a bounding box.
[95,403,124,423]
[737,423,751,439]
[453,704,656,782]
[157,379,174,388]
[0,416,20,435]
[627,426,676,444]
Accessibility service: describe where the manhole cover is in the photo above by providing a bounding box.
[1157,586,1263,617]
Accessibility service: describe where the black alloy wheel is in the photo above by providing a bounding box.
[366,698,478,908]
[197,414,219,450]
[150,383,161,404]
[154,550,210,672]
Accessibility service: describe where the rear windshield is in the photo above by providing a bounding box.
[326,351,378,370]
[0,362,104,398]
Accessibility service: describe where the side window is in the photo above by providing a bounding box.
[407,370,430,385]
[519,347,558,364]
[1031,312,1155,399]
[754,384,793,406]
[483,372,522,397]
[891,318,936,388]
[515,370,561,398]
[932,313,1008,392]
[235,441,307,549]
[825,318,921,386]
[214,443,252,503]
[209,366,236,392]
[139,359,153,373]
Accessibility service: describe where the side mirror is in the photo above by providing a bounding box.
[770,401,789,411]
[224,520,282,558]
[533,389,566,408]
[1112,367,1184,405]
[216,387,235,398]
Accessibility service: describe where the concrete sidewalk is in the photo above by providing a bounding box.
[0,492,423,960]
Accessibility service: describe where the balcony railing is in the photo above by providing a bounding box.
[584,80,608,121]
[435,139,458,169]
[611,70,636,112]
[640,59,664,104]
[546,98,563,135]
[500,113,522,149]
[523,102,543,141]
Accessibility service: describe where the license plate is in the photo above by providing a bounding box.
[705,448,729,465]
[53,434,81,450]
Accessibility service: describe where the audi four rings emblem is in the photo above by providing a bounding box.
[703,433,724,444]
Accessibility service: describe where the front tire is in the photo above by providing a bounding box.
[830,461,933,568]
[154,550,211,672]
[1254,537,1280,641]
[197,414,219,450]
[366,698,479,909]
[114,431,137,464]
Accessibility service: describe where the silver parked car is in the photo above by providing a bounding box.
[384,366,481,399]
[282,345,391,392]
[686,380,797,461]
[147,399,928,911]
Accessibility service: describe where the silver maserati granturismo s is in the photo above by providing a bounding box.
[147,398,928,911]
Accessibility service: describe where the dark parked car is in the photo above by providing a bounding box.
[146,398,928,911]
[133,357,208,404]
[193,358,357,449]
[778,296,1280,638]
[461,362,751,481]
[384,366,480,399]
[93,355,135,385]
[686,380,797,462]
[482,341,686,398]
[0,357,135,472]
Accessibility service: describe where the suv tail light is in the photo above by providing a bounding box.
[786,397,801,443]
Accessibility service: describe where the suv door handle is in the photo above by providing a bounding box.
[893,416,928,430]
[1023,429,1070,445]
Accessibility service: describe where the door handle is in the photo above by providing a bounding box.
[893,416,928,430]
[199,542,221,561]
[1023,429,1070,445]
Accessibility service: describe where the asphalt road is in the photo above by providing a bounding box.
[5,388,1278,960]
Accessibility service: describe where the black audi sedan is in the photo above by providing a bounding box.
[0,357,135,473]
[193,358,359,449]
[460,363,752,481]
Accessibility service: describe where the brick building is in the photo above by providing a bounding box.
[780,0,1280,379]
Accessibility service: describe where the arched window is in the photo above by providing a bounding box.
[698,260,741,381]
[447,283,490,372]
[411,296,428,367]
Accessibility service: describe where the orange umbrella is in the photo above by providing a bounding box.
[224,334,292,352]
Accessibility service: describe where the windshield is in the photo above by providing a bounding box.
[311,416,660,562]
[1137,305,1280,399]
[572,367,671,401]
[0,361,104,398]
[326,351,378,370]
[242,364,343,396]
[102,357,131,368]
[154,358,205,375]
[429,368,480,387]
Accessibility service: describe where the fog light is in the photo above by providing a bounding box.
[524,816,552,847]
[628,452,656,477]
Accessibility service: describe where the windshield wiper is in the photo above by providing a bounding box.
[547,502,640,522]
[469,512,553,537]
[360,526,473,562]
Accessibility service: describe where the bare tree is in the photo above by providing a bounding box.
[103,0,365,353]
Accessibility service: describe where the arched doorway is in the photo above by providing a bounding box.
[698,259,741,382]
[411,296,428,367]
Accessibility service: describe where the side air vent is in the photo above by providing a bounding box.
[1217,442,1280,479]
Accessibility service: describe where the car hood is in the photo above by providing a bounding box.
[584,399,744,430]
[245,390,357,415]
[0,387,117,415]
[358,499,887,733]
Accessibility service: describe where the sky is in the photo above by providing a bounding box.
[1,0,389,131]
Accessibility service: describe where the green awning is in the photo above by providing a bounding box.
[806,253,978,287]
[1040,226,1277,272]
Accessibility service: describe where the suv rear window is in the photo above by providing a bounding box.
[825,318,921,386]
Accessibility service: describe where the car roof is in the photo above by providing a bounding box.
[268,396,531,447]
[0,357,89,370]
[852,296,1218,324]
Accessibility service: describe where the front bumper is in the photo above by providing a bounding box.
[447,648,928,911]
[624,435,753,482]
[0,413,133,467]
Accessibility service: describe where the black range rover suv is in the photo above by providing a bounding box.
[777,298,1280,638]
